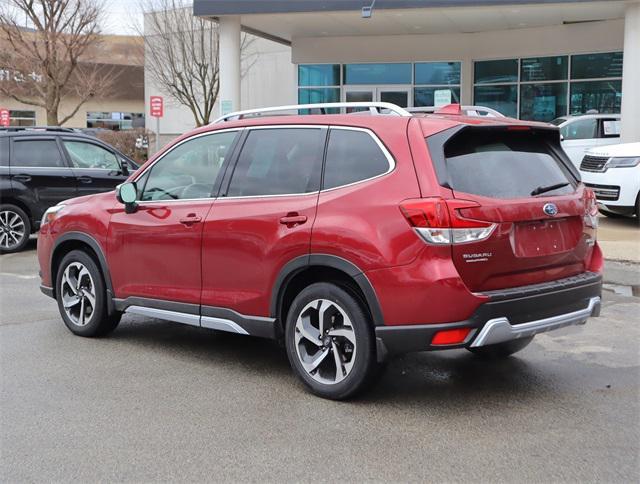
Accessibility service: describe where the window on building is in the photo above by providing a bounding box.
[414,62,461,107]
[9,110,36,127]
[343,63,412,85]
[570,80,622,115]
[86,112,145,131]
[226,128,324,197]
[473,59,518,118]
[474,52,622,121]
[323,129,391,190]
[297,64,340,113]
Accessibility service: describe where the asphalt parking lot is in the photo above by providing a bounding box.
[1,240,639,482]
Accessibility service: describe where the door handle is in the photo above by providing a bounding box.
[78,176,93,184]
[280,213,307,226]
[13,174,31,182]
[179,215,202,226]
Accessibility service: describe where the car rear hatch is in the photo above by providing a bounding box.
[424,124,598,292]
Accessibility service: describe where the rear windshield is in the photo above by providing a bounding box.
[442,129,575,199]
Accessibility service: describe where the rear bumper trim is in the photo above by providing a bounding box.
[470,296,600,348]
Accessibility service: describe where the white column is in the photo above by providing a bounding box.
[218,16,241,116]
[621,2,640,143]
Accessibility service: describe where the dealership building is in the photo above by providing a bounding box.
[192,0,640,142]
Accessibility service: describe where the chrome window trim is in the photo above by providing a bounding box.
[131,127,242,204]
[130,123,396,203]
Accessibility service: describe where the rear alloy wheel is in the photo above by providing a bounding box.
[285,283,377,400]
[0,204,30,253]
[56,250,121,337]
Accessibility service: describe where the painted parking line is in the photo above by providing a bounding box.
[0,272,39,280]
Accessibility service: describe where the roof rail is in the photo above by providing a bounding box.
[213,102,412,124]
[0,126,78,133]
[407,105,506,118]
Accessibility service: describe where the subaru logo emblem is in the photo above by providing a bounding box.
[543,203,558,217]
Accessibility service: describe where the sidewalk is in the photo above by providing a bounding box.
[597,216,639,263]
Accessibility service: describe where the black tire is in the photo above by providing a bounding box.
[285,282,378,400]
[0,204,31,253]
[467,336,534,359]
[55,250,121,337]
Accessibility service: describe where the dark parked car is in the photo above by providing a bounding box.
[0,127,138,253]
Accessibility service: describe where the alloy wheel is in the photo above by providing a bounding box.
[0,210,26,251]
[61,262,96,326]
[294,298,357,385]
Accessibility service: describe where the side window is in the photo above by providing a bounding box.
[226,128,324,197]
[141,131,237,201]
[560,118,597,140]
[323,129,391,190]
[0,138,7,166]
[12,139,65,167]
[601,119,621,138]
[63,140,120,170]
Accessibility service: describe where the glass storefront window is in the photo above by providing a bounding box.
[521,56,567,82]
[343,63,411,85]
[520,83,567,122]
[571,52,623,79]
[570,80,622,114]
[414,87,461,107]
[415,62,461,85]
[298,88,340,113]
[474,59,518,84]
[9,110,36,127]
[86,112,145,131]
[298,64,340,87]
[474,85,517,118]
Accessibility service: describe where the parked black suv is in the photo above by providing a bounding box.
[0,127,138,253]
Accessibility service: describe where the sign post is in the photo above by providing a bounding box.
[149,96,164,152]
[0,109,10,127]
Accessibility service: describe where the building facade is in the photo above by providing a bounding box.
[0,34,144,129]
[194,0,640,142]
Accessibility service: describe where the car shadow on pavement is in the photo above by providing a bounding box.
[110,316,558,407]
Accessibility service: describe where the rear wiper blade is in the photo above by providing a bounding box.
[530,182,570,197]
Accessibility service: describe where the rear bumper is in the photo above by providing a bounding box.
[375,272,602,359]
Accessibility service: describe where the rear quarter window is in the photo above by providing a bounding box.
[443,129,575,199]
[323,128,391,190]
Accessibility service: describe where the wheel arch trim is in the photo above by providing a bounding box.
[270,254,385,327]
[51,231,116,314]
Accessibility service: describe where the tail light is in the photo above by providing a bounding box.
[583,188,599,229]
[400,198,496,245]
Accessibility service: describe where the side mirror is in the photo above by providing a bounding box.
[560,134,565,141]
[116,182,138,213]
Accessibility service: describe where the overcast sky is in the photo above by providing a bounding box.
[102,0,144,35]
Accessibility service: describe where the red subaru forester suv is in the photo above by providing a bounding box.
[37,103,602,400]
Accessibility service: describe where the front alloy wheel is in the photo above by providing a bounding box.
[285,282,378,400]
[61,262,97,327]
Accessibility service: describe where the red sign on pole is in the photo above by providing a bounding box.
[0,109,10,127]
[150,96,164,118]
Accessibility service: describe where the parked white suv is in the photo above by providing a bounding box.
[579,142,640,222]
[552,114,621,168]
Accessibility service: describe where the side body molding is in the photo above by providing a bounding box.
[51,231,116,314]
[270,254,385,327]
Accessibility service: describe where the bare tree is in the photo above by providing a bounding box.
[141,0,256,126]
[0,0,118,125]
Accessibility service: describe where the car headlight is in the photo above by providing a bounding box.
[606,157,640,168]
[40,204,66,227]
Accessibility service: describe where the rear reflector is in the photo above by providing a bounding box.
[400,198,496,245]
[432,328,472,345]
